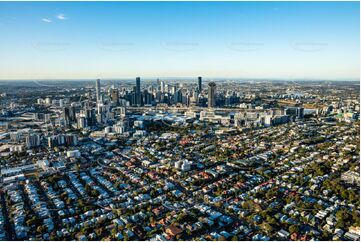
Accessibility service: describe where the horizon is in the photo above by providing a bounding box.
[0,77,359,82]
[0,76,359,82]
[0,1,359,80]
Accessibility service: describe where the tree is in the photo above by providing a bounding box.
[36,225,46,234]
[95,227,103,236]
[111,228,118,237]
[26,216,40,227]
[125,223,133,230]
[231,236,238,241]
[218,235,227,241]
[353,211,360,227]
[263,223,274,233]
[288,225,299,234]
[123,234,129,241]
[336,209,352,229]
[49,233,57,240]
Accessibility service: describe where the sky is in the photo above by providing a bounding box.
[0,1,359,81]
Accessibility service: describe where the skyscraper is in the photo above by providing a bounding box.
[62,107,70,125]
[111,88,119,105]
[198,76,202,92]
[95,79,101,103]
[160,80,165,93]
[135,77,141,106]
[208,82,216,108]
[69,105,76,122]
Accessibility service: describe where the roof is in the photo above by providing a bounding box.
[165,225,183,237]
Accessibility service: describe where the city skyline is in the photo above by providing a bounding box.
[0,73,359,242]
[0,1,359,81]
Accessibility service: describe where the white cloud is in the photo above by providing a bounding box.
[41,18,52,23]
[56,13,67,20]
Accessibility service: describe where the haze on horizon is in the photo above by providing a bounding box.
[0,1,359,81]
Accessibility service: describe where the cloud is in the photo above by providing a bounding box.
[56,13,67,20]
[41,18,52,23]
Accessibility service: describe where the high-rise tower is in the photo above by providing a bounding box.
[95,79,101,103]
[208,82,216,108]
[111,89,119,105]
[135,77,141,106]
[198,76,202,92]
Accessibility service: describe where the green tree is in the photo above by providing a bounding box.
[36,225,46,234]
[231,236,238,241]
[289,225,299,234]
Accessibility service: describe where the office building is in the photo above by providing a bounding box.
[26,133,40,148]
[111,88,119,105]
[62,107,70,125]
[198,76,202,92]
[45,97,51,105]
[135,77,142,106]
[69,106,76,122]
[10,131,22,143]
[48,134,78,148]
[77,116,86,129]
[95,79,101,103]
[208,82,216,108]
[160,80,165,93]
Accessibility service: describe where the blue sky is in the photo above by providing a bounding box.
[0,1,359,80]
